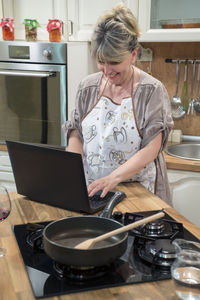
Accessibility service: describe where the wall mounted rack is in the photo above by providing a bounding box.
[165,58,200,64]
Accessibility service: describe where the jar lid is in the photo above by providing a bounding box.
[1,18,14,22]
[23,19,40,30]
[47,19,62,32]
[0,18,14,31]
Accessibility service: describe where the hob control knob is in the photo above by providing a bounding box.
[43,49,52,58]
[112,211,123,222]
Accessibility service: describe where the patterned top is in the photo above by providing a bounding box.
[62,69,174,204]
[82,96,156,193]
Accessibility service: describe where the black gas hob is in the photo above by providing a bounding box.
[13,210,200,298]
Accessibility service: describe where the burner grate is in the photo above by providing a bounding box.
[118,212,185,268]
[26,223,45,251]
[123,212,184,239]
[137,238,177,268]
[53,262,111,281]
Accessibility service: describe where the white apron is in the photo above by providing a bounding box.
[81,96,156,193]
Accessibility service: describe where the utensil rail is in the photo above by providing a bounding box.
[165,58,200,64]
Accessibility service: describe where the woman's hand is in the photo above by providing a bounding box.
[87,174,120,198]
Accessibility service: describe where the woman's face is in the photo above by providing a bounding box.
[96,49,137,86]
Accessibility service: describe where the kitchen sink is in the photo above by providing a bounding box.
[165,143,200,161]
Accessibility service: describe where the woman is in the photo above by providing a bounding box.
[63,3,173,204]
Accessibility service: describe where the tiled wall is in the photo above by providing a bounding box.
[138,42,200,136]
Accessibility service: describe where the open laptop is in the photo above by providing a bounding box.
[6,140,125,213]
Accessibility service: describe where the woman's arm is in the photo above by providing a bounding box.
[87,132,162,197]
[67,129,84,158]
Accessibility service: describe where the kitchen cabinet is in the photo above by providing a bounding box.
[2,0,200,42]
[164,151,200,229]
[1,0,68,40]
[0,151,16,192]
[2,0,137,42]
[0,1,2,40]
[68,0,138,41]
[67,42,98,117]
[68,0,200,42]
[0,1,2,18]
[139,0,200,42]
[167,169,200,228]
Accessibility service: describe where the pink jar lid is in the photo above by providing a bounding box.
[0,18,14,32]
[47,19,62,32]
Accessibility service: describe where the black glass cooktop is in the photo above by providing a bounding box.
[13,210,200,298]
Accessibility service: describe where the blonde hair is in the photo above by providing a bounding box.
[91,2,140,64]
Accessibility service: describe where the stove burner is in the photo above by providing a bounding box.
[123,212,184,239]
[26,223,45,251]
[146,221,165,235]
[53,262,110,281]
[148,239,176,259]
[138,239,176,267]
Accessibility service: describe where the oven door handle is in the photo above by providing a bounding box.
[0,69,56,77]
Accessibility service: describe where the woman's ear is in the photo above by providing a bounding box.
[131,48,137,64]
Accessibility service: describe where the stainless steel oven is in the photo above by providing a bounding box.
[0,41,67,146]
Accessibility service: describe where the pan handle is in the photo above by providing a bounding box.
[99,190,126,219]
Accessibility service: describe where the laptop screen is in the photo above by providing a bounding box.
[6,141,91,213]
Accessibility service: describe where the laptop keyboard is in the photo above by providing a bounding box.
[89,191,115,208]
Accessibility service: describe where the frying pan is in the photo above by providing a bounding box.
[43,191,127,267]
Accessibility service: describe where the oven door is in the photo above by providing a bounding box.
[0,62,67,146]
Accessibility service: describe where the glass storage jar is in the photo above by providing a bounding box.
[171,239,200,300]
[23,19,40,41]
[0,18,14,41]
[47,19,62,42]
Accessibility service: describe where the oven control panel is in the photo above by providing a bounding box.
[0,40,67,64]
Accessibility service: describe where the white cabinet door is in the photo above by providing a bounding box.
[138,0,200,42]
[0,0,2,17]
[2,0,68,41]
[67,42,98,118]
[68,0,138,41]
[0,0,2,40]
[0,151,16,192]
[168,169,200,228]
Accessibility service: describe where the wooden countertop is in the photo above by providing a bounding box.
[1,182,200,300]
[164,151,200,172]
[0,144,7,151]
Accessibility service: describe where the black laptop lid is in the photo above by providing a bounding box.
[6,141,91,213]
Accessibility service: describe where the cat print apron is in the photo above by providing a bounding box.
[81,96,156,193]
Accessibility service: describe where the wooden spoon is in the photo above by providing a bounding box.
[75,211,165,250]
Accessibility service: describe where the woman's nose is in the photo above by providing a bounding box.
[103,63,112,75]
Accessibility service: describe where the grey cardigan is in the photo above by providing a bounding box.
[63,70,174,205]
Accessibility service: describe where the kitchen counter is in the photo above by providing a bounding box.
[0,144,7,151]
[1,182,200,300]
[164,151,200,172]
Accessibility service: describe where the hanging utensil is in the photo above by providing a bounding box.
[171,60,185,119]
[181,61,189,111]
[194,63,200,114]
[187,60,196,115]
[171,60,181,106]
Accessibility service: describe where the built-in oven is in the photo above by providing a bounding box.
[0,41,67,146]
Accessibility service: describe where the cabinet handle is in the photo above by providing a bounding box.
[68,20,73,36]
